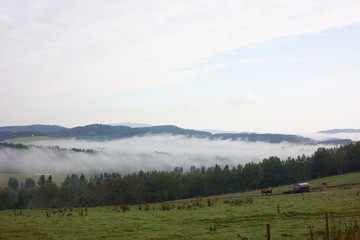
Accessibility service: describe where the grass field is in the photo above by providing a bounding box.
[1,172,360,240]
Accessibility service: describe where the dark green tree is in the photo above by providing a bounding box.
[122,174,145,204]
[228,164,246,192]
[243,162,262,190]
[58,179,75,207]
[47,175,53,185]
[187,169,205,197]
[38,175,46,187]
[311,148,330,178]
[31,176,59,208]
[0,187,16,210]
[260,156,285,187]
[15,189,28,209]
[8,177,19,193]
[24,178,36,191]
[343,142,360,172]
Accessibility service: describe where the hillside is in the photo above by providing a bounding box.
[1,172,359,239]
[212,132,312,143]
[318,128,360,134]
[0,124,353,145]
[0,124,66,133]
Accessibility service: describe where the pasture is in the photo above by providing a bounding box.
[0,172,360,239]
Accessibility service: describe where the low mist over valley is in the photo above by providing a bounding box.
[1,124,358,175]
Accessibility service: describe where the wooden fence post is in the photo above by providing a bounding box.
[266,224,270,240]
[325,212,329,240]
[308,226,314,240]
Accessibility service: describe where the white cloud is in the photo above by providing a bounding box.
[1,0,360,102]
[288,55,319,63]
[196,58,265,74]
[1,0,360,131]
[184,104,201,109]
[231,92,262,105]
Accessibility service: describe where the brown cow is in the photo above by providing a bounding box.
[261,189,272,195]
[322,182,327,190]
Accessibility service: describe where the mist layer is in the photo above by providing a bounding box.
[0,135,337,174]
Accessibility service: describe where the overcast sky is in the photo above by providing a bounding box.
[1,0,360,134]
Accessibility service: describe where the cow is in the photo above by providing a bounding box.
[261,188,272,195]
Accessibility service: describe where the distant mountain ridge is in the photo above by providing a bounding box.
[0,124,353,145]
[110,122,153,128]
[212,133,312,143]
[318,129,360,134]
[48,124,211,140]
[0,124,66,133]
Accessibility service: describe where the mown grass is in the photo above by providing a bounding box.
[1,172,360,239]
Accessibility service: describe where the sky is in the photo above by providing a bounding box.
[1,0,360,134]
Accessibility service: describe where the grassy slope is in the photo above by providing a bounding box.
[0,172,360,239]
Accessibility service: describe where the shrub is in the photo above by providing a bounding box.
[207,198,215,207]
[161,202,172,211]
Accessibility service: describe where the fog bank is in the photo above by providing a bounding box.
[304,132,360,142]
[1,135,339,175]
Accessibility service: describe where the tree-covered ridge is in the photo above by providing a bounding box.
[212,133,312,143]
[318,129,360,134]
[0,142,97,154]
[0,125,66,133]
[1,141,359,210]
[0,124,352,144]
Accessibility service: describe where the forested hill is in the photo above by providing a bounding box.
[0,124,66,133]
[318,129,360,134]
[50,124,212,140]
[0,124,352,145]
[212,133,311,143]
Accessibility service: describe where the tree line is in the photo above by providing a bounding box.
[1,142,359,210]
[0,142,97,153]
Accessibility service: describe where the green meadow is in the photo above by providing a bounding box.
[1,172,360,239]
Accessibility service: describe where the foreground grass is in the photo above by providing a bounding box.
[1,172,360,239]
